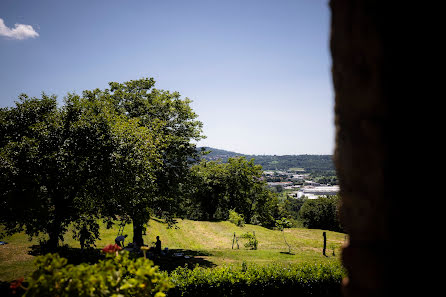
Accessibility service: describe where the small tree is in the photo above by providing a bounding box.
[239,231,258,250]
[276,217,293,254]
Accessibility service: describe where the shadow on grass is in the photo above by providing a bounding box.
[148,249,217,272]
[279,251,296,255]
[150,217,166,223]
[28,244,105,265]
[28,244,216,272]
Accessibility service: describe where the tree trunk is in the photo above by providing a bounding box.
[132,219,144,247]
[282,230,291,254]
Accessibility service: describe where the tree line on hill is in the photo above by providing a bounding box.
[200,147,335,174]
[0,78,342,251]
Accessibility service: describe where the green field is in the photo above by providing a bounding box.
[288,167,305,172]
[0,219,346,281]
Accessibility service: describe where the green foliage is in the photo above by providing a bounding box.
[187,157,279,227]
[238,232,258,250]
[0,77,204,248]
[83,78,204,245]
[228,209,245,227]
[275,217,293,231]
[299,196,343,232]
[277,197,307,227]
[201,147,335,175]
[0,93,125,249]
[169,262,344,297]
[71,216,100,249]
[186,160,227,221]
[312,175,338,185]
[20,251,172,297]
[225,158,270,224]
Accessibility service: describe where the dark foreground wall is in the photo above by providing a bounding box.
[330,1,436,296]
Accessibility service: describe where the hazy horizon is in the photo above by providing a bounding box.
[198,146,333,156]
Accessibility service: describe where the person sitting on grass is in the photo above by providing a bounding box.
[155,236,161,254]
[115,234,128,247]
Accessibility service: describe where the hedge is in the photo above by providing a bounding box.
[168,262,344,297]
[7,249,344,297]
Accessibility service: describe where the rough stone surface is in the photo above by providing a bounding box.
[330,0,437,296]
[330,0,413,296]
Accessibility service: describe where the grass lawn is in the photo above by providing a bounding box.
[0,219,346,281]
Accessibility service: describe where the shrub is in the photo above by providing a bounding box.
[169,262,344,297]
[275,218,293,253]
[16,248,172,297]
[238,232,258,250]
[228,209,245,227]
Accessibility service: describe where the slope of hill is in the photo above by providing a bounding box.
[199,147,335,173]
[0,219,345,280]
[200,147,243,160]
[145,219,344,254]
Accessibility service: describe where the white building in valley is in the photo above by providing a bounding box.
[295,185,340,199]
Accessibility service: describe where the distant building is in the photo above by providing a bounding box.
[296,185,340,199]
[304,180,321,186]
[284,185,301,190]
[267,181,293,187]
[291,174,308,180]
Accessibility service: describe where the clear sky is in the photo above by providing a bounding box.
[0,0,334,155]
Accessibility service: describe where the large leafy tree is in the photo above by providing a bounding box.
[0,78,202,248]
[93,78,204,245]
[0,93,130,249]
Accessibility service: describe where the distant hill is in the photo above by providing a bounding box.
[198,147,334,174]
[199,147,243,159]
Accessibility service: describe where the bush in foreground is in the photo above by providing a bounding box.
[9,245,343,297]
[13,246,172,297]
[169,262,344,297]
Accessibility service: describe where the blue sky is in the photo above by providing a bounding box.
[0,0,333,155]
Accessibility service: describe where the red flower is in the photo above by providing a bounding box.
[10,277,24,294]
[102,244,122,253]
